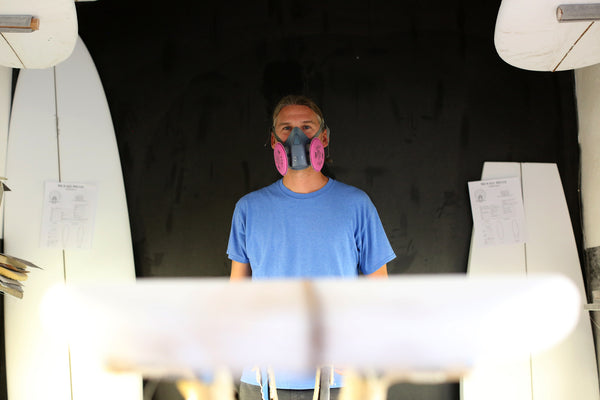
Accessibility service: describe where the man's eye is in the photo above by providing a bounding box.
[303,125,312,130]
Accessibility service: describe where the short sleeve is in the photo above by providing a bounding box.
[356,196,396,275]
[227,200,250,264]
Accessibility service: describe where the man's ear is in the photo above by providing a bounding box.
[321,128,329,148]
[270,132,276,149]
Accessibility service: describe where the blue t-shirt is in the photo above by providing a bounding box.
[227,178,396,388]
[228,178,395,278]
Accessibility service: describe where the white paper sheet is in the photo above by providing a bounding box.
[468,177,526,247]
[40,182,97,249]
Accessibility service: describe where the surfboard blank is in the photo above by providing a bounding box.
[40,275,580,383]
[0,0,77,68]
[3,37,141,400]
[0,66,10,239]
[523,163,599,399]
[575,65,600,249]
[461,162,600,400]
[574,66,600,371]
[495,0,600,71]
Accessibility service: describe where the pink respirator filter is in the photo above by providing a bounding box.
[309,137,325,171]
[274,142,288,176]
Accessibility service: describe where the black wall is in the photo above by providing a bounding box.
[1,1,581,400]
[76,0,580,278]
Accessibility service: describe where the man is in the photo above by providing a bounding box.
[227,95,396,399]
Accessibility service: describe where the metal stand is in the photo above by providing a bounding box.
[557,4,600,22]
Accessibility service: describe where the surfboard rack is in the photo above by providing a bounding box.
[0,15,39,33]
[557,4,600,22]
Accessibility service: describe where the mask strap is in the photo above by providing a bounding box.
[314,121,326,140]
[271,128,285,144]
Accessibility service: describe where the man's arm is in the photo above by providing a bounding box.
[367,264,388,278]
[230,260,251,280]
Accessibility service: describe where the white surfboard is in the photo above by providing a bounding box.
[40,275,580,382]
[0,65,11,238]
[0,66,10,164]
[461,162,600,400]
[0,0,77,69]
[575,64,600,259]
[3,37,141,400]
[495,0,600,71]
[574,63,600,371]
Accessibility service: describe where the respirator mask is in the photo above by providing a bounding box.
[272,124,327,176]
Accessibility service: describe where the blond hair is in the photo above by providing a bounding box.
[272,95,324,127]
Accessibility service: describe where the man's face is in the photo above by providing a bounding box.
[271,105,328,148]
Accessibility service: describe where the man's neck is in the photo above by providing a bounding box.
[282,169,329,194]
